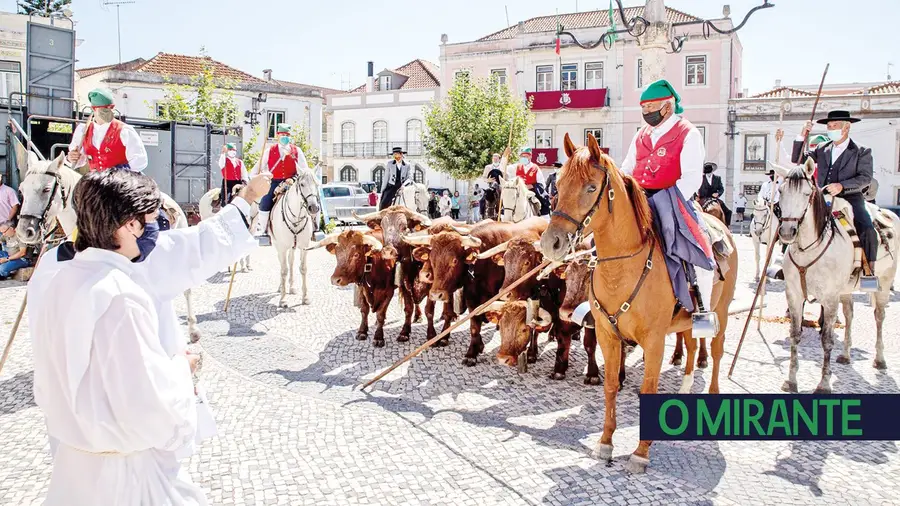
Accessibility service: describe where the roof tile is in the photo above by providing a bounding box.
[349,59,440,93]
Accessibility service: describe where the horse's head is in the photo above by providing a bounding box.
[295,168,320,215]
[774,158,825,244]
[16,151,71,245]
[540,133,618,261]
[499,178,524,222]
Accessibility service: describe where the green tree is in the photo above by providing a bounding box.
[423,77,533,180]
[152,49,238,125]
[17,0,71,15]
[289,123,320,166]
[242,125,263,172]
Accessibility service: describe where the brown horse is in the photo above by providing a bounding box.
[540,133,738,474]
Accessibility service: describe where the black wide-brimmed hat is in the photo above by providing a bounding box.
[392,146,407,154]
[816,110,861,124]
[553,162,563,168]
[704,161,717,171]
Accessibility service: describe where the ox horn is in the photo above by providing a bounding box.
[353,209,386,223]
[461,236,483,249]
[477,300,507,316]
[450,225,474,235]
[537,261,564,281]
[535,307,552,328]
[361,234,384,251]
[476,240,510,260]
[402,234,434,247]
[307,232,341,250]
[397,207,432,228]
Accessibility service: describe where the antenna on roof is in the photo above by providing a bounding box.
[505,5,510,27]
[103,0,136,64]
[888,62,893,81]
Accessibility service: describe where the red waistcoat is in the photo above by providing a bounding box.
[222,158,244,180]
[632,118,692,190]
[516,163,540,185]
[267,144,299,179]
[83,120,128,172]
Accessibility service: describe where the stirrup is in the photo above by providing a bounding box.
[691,311,719,339]
[859,262,880,293]
[571,301,595,329]
[766,266,784,280]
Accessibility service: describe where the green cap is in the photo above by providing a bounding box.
[225,143,236,150]
[87,88,115,107]
[520,147,532,155]
[640,79,683,114]
[276,124,292,134]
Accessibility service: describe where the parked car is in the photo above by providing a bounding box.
[322,183,375,224]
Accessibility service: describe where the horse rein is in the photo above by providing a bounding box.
[279,174,319,247]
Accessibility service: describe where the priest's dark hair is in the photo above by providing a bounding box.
[72,169,161,252]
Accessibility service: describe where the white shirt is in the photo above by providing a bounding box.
[30,201,256,505]
[69,121,149,172]
[759,178,780,204]
[218,154,250,181]
[0,183,19,221]
[621,114,705,199]
[735,195,747,208]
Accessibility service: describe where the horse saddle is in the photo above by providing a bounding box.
[698,211,734,278]
[161,201,181,229]
[272,177,297,203]
[526,191,541,215]
[829,197,896,273]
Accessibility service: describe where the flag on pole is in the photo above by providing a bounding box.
[607,0,618,44]
[555,13,561,55]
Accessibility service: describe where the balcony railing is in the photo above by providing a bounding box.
[333,141,425,158]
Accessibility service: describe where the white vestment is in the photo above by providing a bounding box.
[29,201,257,505]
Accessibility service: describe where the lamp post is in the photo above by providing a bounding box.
[725,105,739,207]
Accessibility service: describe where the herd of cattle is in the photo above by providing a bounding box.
[308,207,662,383]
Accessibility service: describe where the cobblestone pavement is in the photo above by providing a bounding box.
[2,236,899,505]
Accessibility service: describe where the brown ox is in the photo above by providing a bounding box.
[310,230,398,347]
[404,217,548,365]
[482,301,552,365]
[540,133,738,473]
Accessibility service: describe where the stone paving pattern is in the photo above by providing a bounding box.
[1,236,899,505]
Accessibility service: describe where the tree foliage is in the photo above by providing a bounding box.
[17,0,71,15]
[423,77,533,180]
[151,48,238,125]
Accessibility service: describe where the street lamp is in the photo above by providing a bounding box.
[726,106,738,138]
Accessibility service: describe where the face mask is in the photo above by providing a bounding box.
[132,221,159,263]
[94,107,115,124]
[227,150,237,158]
[519,157,529,165]
[827,129,843,142]
[769,175,775,181]
[278,136,291,146]
[642,109,664,127]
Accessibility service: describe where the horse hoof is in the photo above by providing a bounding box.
[189,329,202,344]
[670,356,683,366]
[781,381,798,393]
[584,376,601,386]
[836,355,851,365]
[697,358,708,369]
[397,334,410,343]
[625,454,650,474]
[874,359,888,370]
[462,357,477,367]
[550,372,566,381]
[356,333,368,341]
[289,288,298,295]
[279,301,289,309]
[373,339,386,348]
[592,443,613,462]
[814,385,832,395]
[435,338,450,348]
[301,298,310,305]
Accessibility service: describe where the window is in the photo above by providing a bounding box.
[536,65,554,92]
[637,59,643,88]
[340,166,358,182]
[742,183,762,200]
[321,174,328,184]
[379,75,392,91]
[696,126,706,146]
[155,101,166,118]
[413,165,425,184]
[584,128,603,146]
[491,69,507,85]
[585,62,603,89]
[0,61,21,101]
[560,63,578,91]
[685,55,707,86]
[323,186,352,198]
[373,120,388,150]
[535,129,553,149]
[406,119,423,155]
[743,134,767,171]
[340,121,355,156]
[321,117,328,143]
[896,188,900,205]
[455,70,470,82]
[267,110,286,139]
[372,165,385,189]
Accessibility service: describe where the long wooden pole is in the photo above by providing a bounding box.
[729,63,829,378]
[362,258,552,389]
[757,104,786,330]
[0,241,50,375]
[223,136,269,312]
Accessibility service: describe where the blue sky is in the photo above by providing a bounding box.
[4,0,896,93]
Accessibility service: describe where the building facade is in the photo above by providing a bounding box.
[327,59,459,191]
[730,82,900,207]
[75,53,339,160]
[439,6,742,186]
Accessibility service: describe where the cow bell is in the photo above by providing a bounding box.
[394,263,403,287]
[453,290,464,314]
[353,284,362,308]
[517,350,528,373]
[571,301,595,329]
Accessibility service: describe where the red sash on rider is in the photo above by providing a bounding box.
[222,158,243,180]
[267,144,299,179]
[632,118,692,190]
[516,163,540,185]
[83,120,128,172]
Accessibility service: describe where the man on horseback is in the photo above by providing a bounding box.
[378,147,411,211]
[218,143,248,207]
[514,147,551,216]
[790,110,877,275]
[252,124,309,237]
[481,152,505,219]
[67,88,148,173]
[620,79,721,334]
[697,162,732,226]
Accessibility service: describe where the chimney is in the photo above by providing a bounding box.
[366,61,375,93]
[742,88,748,97]
[263,69,272,82]
[775,79,781,88]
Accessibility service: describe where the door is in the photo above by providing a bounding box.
[172,123,210,206]
[26,22,76,117]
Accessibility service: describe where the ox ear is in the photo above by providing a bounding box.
[484,310,501,324]
[412,246,430,262]
[586,132,604,162]
[464,248,479,264]
[325,243,337,255]
[563,132,576,158]
[554,264,568,279]
[491,253,505,266]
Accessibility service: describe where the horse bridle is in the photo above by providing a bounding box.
[279,174,319,245]
[549,163,615,254]
[780,178,837,301]
[19,170,68,242]
[500,183,522,220]
[751,203,771,235]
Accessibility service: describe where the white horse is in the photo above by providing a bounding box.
[16,152,202,341]
[499,176,537,222]
[392,180,429,214]
[749,196,777,282]
[199,186,256,272]
[269,168,320,308]
[773,158,900,393]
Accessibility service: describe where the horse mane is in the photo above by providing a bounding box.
[617,171,655,243]
[785,167,831,238]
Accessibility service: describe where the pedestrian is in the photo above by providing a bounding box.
[470,184,483,222]
[28,169,269,506]
[368,188,378,207]
[734,192,747,223]
[428,191,438,219]
[451,191,460,219]
[0,220,30,279]
[218,143,248,207]
[439,190,452,217]
[0,170,19,223]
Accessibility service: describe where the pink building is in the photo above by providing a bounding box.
[439,6,743,183]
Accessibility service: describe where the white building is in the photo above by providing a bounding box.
[327,59,459,192]
[730,81,900,207]
[75,53,340,157]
